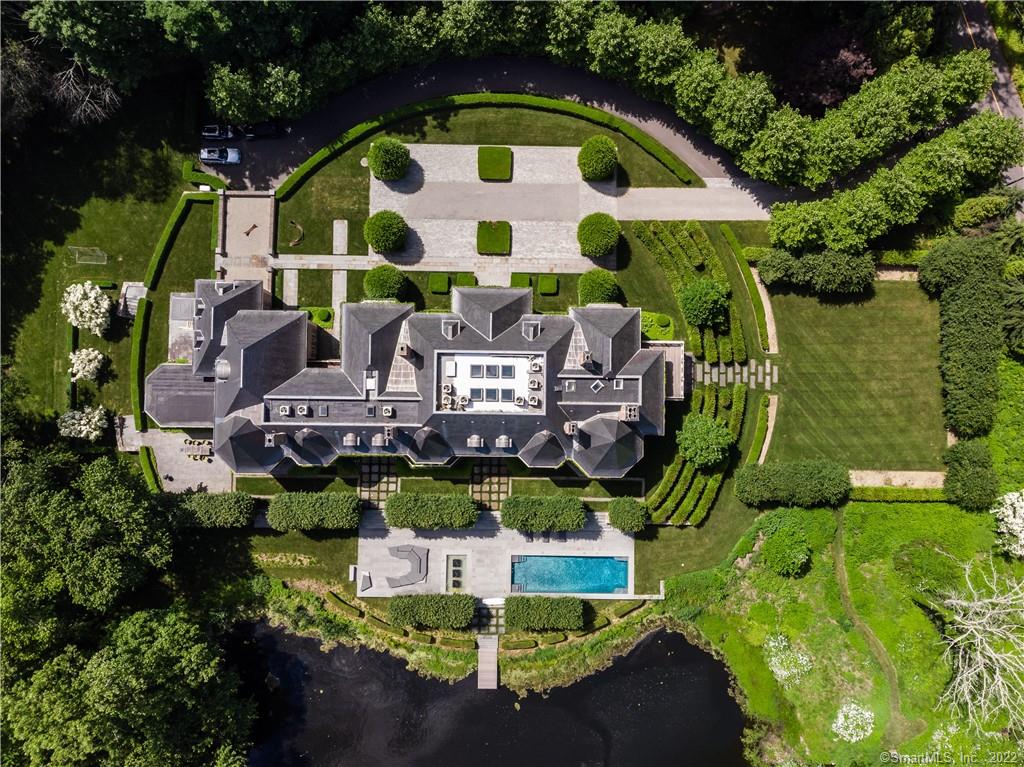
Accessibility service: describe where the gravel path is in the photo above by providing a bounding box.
[848,470,945,489]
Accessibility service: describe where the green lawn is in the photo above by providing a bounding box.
[769,282,946,470]
[346,270,452,311]
[6,80,198,418]
[618,228,685,337]
[297,268,334,307]
[277,106,690,256]
[250,530,359,591]
[990,354,1024,492]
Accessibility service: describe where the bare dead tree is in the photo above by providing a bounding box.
[49,60,121,126]
[935,559,1024,734]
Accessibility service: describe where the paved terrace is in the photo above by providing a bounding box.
[356,508,642,600]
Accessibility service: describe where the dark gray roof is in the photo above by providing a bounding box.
[265,367,359,399]
[519,429,568,468]
[285,426,339,466]
[340,302,413,394]
[408,426,454,464]
[570,304,641,376]
[452,287,533,341]
[144,364,214,427]
[572,415,643,478]
[214,415,284,473]
[192,280,263,376]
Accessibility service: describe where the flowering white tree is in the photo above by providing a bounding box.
[831,702,874,743]
[937,559,1024,733]
[60,281,111,336]
[68,347,105,381]
[993,491,1024,559]
[763,634,812,686]
[57,405,107,441]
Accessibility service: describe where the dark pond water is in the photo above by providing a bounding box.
[233,622,748,767]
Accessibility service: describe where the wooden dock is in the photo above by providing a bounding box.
[477,635,499,689]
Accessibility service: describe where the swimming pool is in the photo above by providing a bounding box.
[511,555,629,594]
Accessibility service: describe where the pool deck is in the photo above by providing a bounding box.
[355,508,652,600]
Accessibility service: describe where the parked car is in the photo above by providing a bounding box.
[201,124,235,140]
[199,147,241,165]
[242,121,281,140]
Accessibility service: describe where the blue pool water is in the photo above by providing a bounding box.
[511,555,629,594]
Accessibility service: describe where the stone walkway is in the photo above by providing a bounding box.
[694,358,780,390]
[758,395,779,465]
[282,269,298,306]
[616,183,775,221]
[359,457,398,508]
[749,267,779,353]
[470,459,511,510]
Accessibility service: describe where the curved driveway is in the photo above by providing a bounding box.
[213,55,786,210]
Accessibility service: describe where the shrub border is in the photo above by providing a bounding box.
[275,93,703,200]
[720,223,770,352]
[131,297,152,431]
[181,159,228,190]
[144,193,217,289]
[138,445,161,492]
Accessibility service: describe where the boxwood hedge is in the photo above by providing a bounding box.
[607,497,647,533]
[500,496,585,532]
[363,264,406,300]
[266,492,361,530]
[505,596,584,631]
[577,268,622,304]
[387,593,476,629]
[943,439,1000,511]
[384,492,478,529]
[734,459,851,508]
[367,136,410,181]
[179,491,256,527]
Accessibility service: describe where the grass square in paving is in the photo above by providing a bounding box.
[769,281,946,470]
[297,268,334,307]
[476,220,511,255]
[477,146,512,181]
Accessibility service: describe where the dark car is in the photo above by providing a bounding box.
[201,124,235,140]
[242,121,281,140]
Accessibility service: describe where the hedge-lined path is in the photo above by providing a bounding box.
[833,508,925,746]
[359,457,399,509]
[694,359,780,390]
[274,250,614,278]
[875,266,919,281]
[206,55,786,197]
[757,394,779,465]
[477,634,500,689]
[848,470,945,488]
[470,459,511,510]
[749,267,779,353]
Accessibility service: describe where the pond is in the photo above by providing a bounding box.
[233,623,749,767]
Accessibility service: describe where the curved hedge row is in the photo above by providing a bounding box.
[720,223,770,352]
[275,93,702,200]
[384,492,478,529]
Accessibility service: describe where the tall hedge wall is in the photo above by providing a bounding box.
[387,593,476,629]
[384,492,478,529]
[266,492,361,530]
[500,496,586,532]
[505,596,585,631]
[734,460,851,508]
[179,491,256,528]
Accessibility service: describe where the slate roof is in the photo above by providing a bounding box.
[145,282,671,479]
[192,280,263,376]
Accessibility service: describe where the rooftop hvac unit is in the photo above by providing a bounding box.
[277,404,292,417]
[441,394,452,408]
[442,383,452,394]
[563,421,578,436]
[383,426,394,439]
[458,395,469,405]
[514,395,525,406]
[621,404,640,422]
[528,395,540,407]
[528,378,541,390]
[296,404,310,417]
[496,435,512,448]
[529,359,542,373]
[381,405,394,417]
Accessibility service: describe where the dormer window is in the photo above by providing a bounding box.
[613,379,624,390]
[522,320,540,340]
[441,320,460,340]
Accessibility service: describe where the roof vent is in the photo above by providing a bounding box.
[441,319,460,340]
[214,359,231,380]
[579,350,593,366]
[563,421,578,436]
[397,343,411,357]
[264,432,286,447]
[591,380,605,393]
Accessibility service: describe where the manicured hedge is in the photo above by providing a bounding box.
[541,631,566,645]
[505,596,584,631]
[511,273,531,289]
[275,93,700,200]
[454,272,477,287]
[366,615,406,637]
[680,278,729,328]
[612,600,645,618]
[943,439,1000,511]
[720,223,770,351]
[502,637,538,650]
[573,614,610,636]
[138,445,161,493]
[848,486,947,503]
[367,136,410,180]
[476,220,511,255]
[500,496,585,532]
[537,275,559,295]
[577,213,620,258]
[578,135,618,181]
[144,193,217,290]
[428,272,450,294]
[608,497,647,533]
[325,591,362,617]
[179,491,255,527]
[363,264,406,300]
[181,159,227,190]
[952,194,1010,230]
[640,311,673,340]
[363,210,407,253]
[758,249,875,294]
[577,267,621,304]
[438,636,477,649]
[130,297,152,431]
[266,492,361,530]
[387,593,476,629]
[384,492,478,529]
[478,145,512,181]
[734,459,851,508]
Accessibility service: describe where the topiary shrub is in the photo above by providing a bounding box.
[608,497,647,533]
[678,413,735,469]
[577,213,620,259]
[943,439,1000,511]
[367,137,410,181]
[537,275,559,295]
[577,268,622,304]
[387,593,476,629]
[363,210,407,253]
[178,491,255,528]
[500,496,585,532]
[266,492,361,530]
[760,520,811,577]
[428,272,450,294]
[505,596,584,631]
[953,194,1010,230]
[511,273,531,289]
[734,460,851,508]
[679,279,729,327]
[384,492,478,529]
[577,135,618,181]
[363,264,406,300]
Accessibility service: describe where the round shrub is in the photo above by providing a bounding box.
[943,439,1000,511]
[577,135,618,181]
[678,413,735,469]
[952,194,1009,230]
[363,210,407,253]
[363,264,406,300]
[577,268,622,304]
[760,523,810,577]
[608,497,648,533]
[680,279,729,328]
[266,492,361,531]
[367,136,410,181]
[179,491,255,528]
[577,212,620,259]
[315,308,332,323]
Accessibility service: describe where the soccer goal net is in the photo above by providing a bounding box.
[69,246,108,264]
